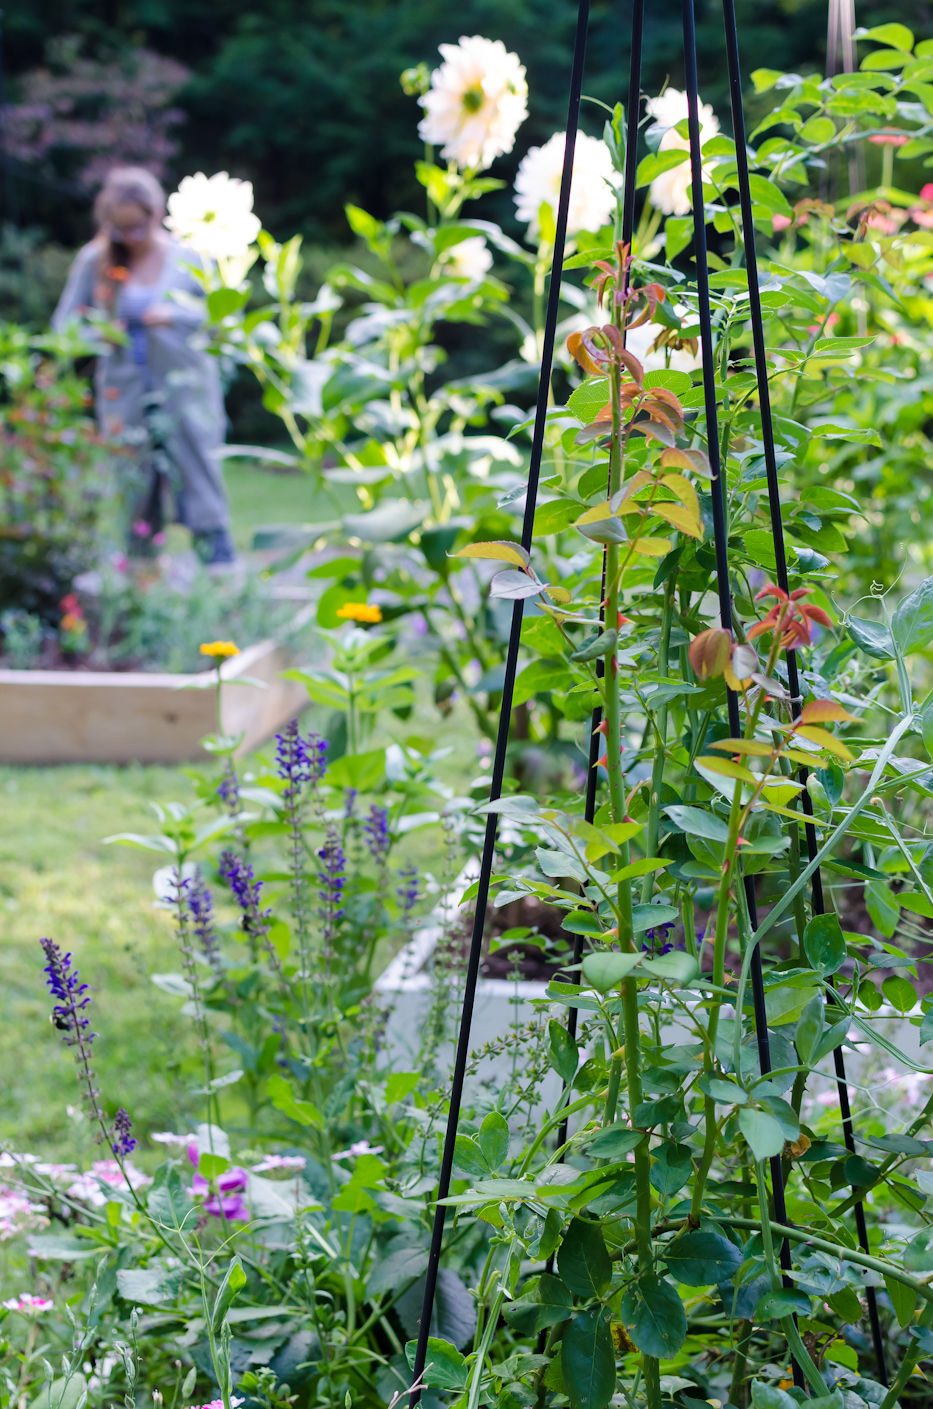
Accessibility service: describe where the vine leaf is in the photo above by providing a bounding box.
[477,1112,510,1172]
[803,912,847,976]
[884,1274,918,1326]
[403,1337,467,1392]
[892,574,933,656]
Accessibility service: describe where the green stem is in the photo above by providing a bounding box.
[519,1091,600,1175]
[878,1297,933,1409]
[607,251,659,1409]
[691,783,743,1221]
[640,573,677,903]
[755,1163,825,1395]
[467,1288,505,1409]
[729,1321,753,1408]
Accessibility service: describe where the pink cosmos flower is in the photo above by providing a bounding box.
[67,1160,152,1208]
[250,1155,306,1174]
[332,1141,384,1161]
[0,1188,49,1239]
[35,1163,77,1183]
[3,1294,53,1315]
[132,520,151,538]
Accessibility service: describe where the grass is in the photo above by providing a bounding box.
[0,762,198,1156]
[0,688,484,1163]
[223,460,360,550]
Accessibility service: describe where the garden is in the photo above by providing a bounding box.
[6,5,933,1409]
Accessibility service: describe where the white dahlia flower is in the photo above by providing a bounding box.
[441,236,493,279]
[644,88,720,217]
[165,171,261,260]
[624,318,701,374]
[418,36,528,172]
[514,131,617,238]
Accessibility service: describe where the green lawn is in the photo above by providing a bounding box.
[0,691,483,1162]
[223,459,360,549]
[0,762,198,1157]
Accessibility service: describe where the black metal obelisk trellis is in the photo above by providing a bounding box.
[407,1,592,1401]
[410,0,887,1395]
[718,0,887,1379]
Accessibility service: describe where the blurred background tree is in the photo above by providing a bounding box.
[2,0,929,250]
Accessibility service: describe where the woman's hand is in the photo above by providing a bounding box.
[142,304,175,327]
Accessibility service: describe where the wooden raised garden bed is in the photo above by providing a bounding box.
[0,634,309,765]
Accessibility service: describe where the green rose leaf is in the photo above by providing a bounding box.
[738,1108,786,1161]
[562,1307,616,1409]
[557,1217,612,1297]
[665,1229,742,1285]
[649,1142,693,1199]
[503,1273,574,1335]
[622,1274,687,1358]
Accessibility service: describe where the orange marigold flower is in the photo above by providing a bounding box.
[107,266,129,281]
[199,640,240,659]
[336,602,383,623]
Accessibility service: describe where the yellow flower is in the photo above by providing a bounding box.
[200,640,240,659]
[336,602,382,624]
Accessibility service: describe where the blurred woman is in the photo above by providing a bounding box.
[52,166,236,567]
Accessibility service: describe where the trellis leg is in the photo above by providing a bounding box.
[718,0,887,1381]
[680,0,806,1387]
[407,1,592,1400]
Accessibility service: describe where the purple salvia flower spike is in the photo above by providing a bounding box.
[363,804,390,864]
[396,864,420,917]
[110,1107,137,1157]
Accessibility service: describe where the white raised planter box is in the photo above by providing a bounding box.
[0,633,309,765]
[376,864,563,1106]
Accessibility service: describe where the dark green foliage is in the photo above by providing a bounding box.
[6,0,931,242]
[557,1217,612,1297]
[562,1307,615,1409]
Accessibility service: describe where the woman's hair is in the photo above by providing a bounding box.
[93,167,166,272]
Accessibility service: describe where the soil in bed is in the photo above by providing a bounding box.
[461,876,933,990]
